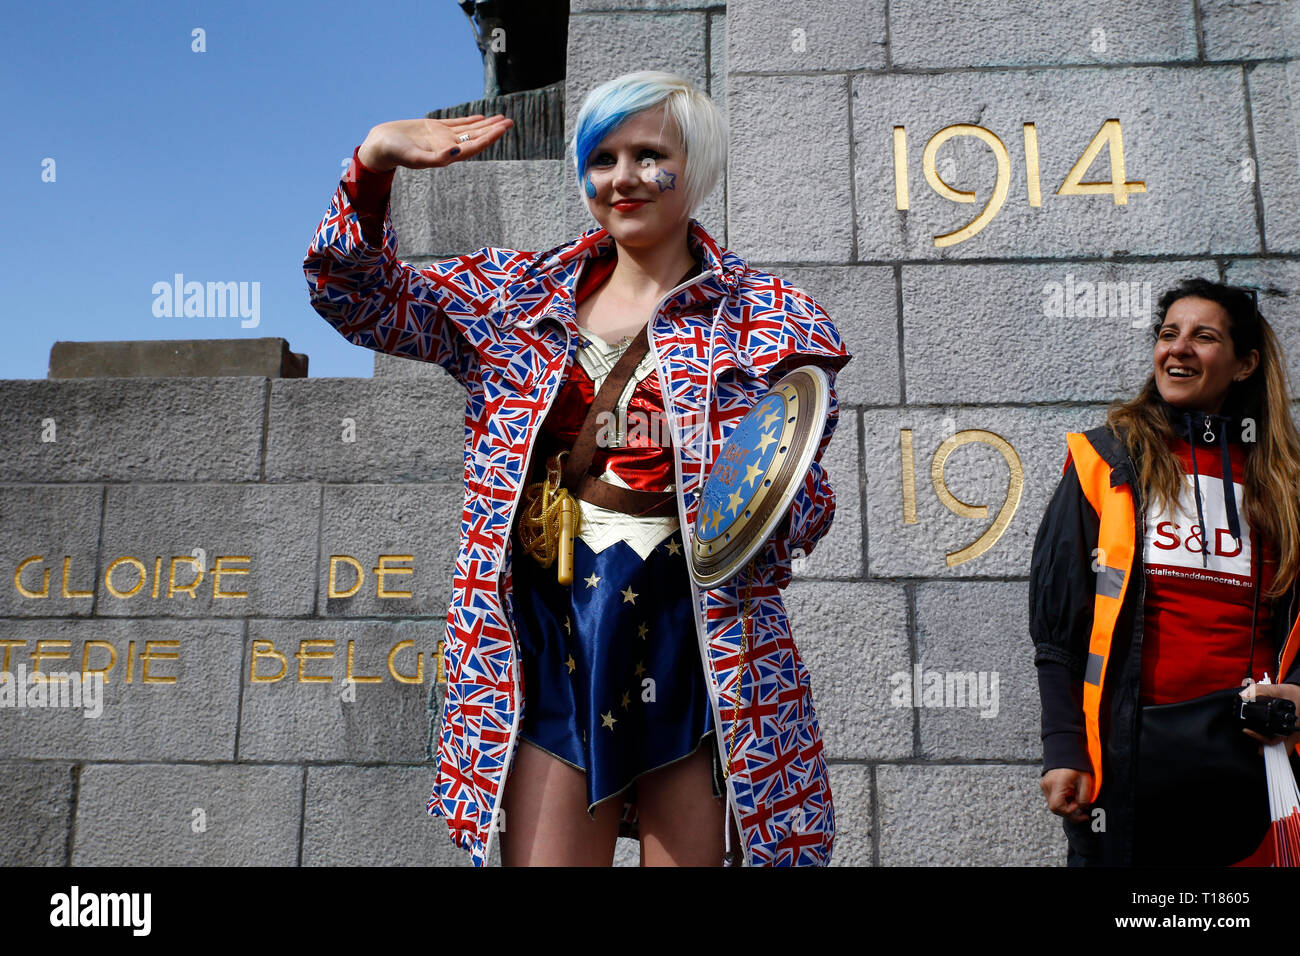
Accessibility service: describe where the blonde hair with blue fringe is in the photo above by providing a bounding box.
[570,71,726,219]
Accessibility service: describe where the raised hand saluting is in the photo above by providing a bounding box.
[357,114,514,172]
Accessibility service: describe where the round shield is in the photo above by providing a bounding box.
[689,364,831,587]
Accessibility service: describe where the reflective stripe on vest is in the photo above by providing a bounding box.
[1064,432,1137,802]
[1282,628,1300,766]
[1282,615,1300,691]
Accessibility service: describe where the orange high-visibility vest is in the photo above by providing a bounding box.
[1064,431,1300,801]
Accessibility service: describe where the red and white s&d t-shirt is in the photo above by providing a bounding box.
[1140,435,1278,705]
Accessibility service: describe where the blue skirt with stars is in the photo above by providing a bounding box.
[512,528,722,816]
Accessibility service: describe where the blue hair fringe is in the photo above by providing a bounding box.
[573,79,669,186]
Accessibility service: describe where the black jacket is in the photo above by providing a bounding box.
[1028,406,1300,864]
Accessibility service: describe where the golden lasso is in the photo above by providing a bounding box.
[517,452,581,584]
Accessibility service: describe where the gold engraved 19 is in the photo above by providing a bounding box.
[930,430,1025,567]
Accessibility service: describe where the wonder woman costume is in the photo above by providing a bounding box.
[512,250,724,818]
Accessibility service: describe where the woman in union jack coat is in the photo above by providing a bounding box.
[304,71,850,866]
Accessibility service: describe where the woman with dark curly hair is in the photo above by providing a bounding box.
[1030,278,1300,866]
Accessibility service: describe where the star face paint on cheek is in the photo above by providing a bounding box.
[637,158,676,192]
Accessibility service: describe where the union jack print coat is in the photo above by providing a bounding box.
[305,166,851,866]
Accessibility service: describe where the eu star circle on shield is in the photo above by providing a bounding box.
[690,365,830,587]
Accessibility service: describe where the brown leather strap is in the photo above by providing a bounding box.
[561,326,653,490]
[559,258,700,516]
[575,475,677,518]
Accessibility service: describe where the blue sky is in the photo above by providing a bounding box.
[2,0,487,380]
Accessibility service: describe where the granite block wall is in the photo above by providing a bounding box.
[2,0,1296,867]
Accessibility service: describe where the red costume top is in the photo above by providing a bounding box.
[531,250,679,497]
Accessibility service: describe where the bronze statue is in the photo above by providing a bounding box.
[458,0,568,97]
